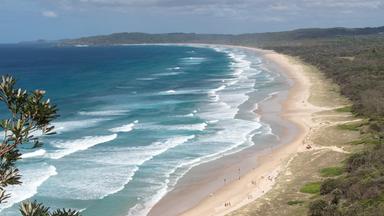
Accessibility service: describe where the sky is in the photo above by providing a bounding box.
[1,0,384,43]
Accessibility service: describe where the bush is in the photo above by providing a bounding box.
[320,179,341,195]
[345,152,369,173]
[308,199,328,216]
[308,199,342,216]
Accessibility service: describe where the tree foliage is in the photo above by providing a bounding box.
[0,75,80,215]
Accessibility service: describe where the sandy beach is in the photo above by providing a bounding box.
[183,47,325,216]
[148,46,327,216]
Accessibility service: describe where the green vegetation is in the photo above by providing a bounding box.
[306,142,384,216]
[300,182,321,194]
[335,106,353,113]
[320,167,344,177]
[0,75,80,216]
[287,200,305,206]
[349,136,381,146]
[337,122,363,131]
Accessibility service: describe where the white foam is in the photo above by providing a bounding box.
[125,117,263,216]
[47,134,118,159]
[159,89,204,96]
[127,179,170,216]
[109,123,135,133]
[4,118,110,138]
[109,121,138,133]
[43,163,139,200]
[226,79,239,86]
[22,149,46,159]
[208,84,227,101]
[144,123,208,131]
[149,136,193,158]
[197,101,237,120]
[45,135,195,201]
[78,110,129,116]
[213,85,226,93]
[261,91,280,103]
[136,77,158,81]
[84,135,196,167]
[153,123,207,131]
[179,57,206,65]
[163,120,263,194]
[126,118,261,216]
[126,136,195,216]
[153,72,184,76]
[228,52,252,77]
[52,118,109,134]
[178,123,207,131]
[167,66,181,70]
[0,164,57,212]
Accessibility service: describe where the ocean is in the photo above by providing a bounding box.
[0,44,286,216]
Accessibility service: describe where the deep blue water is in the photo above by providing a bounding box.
[0,45,281,216]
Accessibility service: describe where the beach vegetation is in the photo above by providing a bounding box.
[308,199,340,216]
[335,106,352,113]
[300,182,321,194]
[0,75,80,215]
[349,135,381,146]
[320,167,344,177]
[337,122,363,131]
[319,179,341,195]
[20,201,80,216]
[287,200,305,206]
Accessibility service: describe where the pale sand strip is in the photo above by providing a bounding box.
[177,47,326,216]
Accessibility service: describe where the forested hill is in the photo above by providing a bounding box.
[60,33,233,45]
[60,26,384,46]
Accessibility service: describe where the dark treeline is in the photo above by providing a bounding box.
[60,26,384,46]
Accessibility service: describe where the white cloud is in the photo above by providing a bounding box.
[36,0,384,25]
[302,0,383,9]
[42,10,58,18]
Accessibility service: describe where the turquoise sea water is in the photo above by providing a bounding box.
[0,45,283,216]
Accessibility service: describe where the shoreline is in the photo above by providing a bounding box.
[148,45,321,216]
